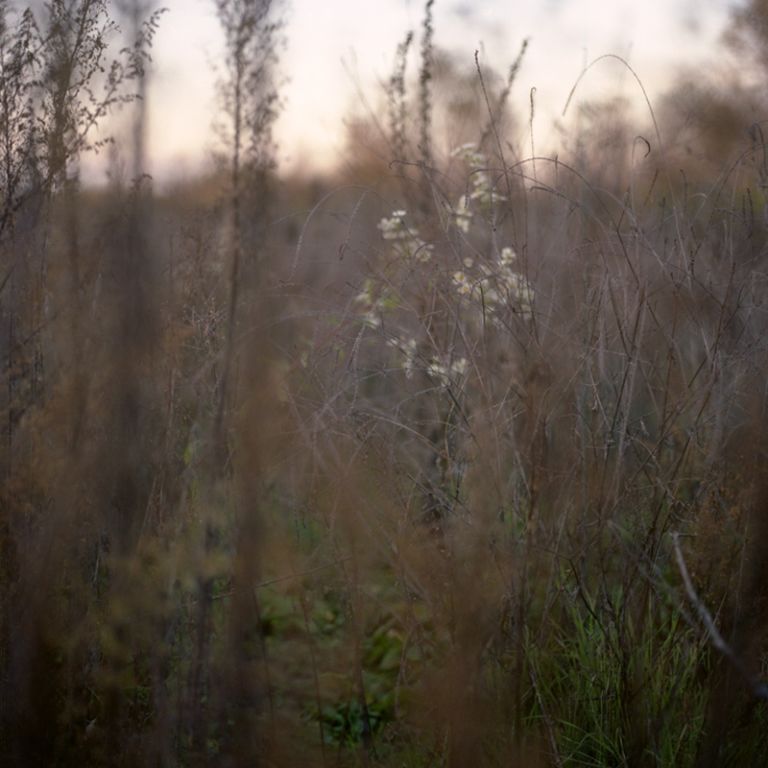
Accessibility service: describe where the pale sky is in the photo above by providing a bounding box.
[103,0,735,182]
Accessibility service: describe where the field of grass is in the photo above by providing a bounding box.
[3,1,768,766]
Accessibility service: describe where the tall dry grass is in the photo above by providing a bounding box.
[2,1,768,767]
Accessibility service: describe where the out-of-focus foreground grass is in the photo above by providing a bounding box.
[3,1,768,766]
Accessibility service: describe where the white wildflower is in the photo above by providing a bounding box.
[396,237,429,262]
[499,265,535,320]
[454,196,472,233]
[362,311,381,329]
[451,357,468,377]
[426,358,449,385]
[501,269,523,293]
[452,270,472,296]
[378,210,410,241]
[471,170,490,190]
[470,183,506,207]
[426,355,468,386]
[500,246,516,266]
[388,336,419,378]
[378,208,433,262]
[354,278,375,306]
[451,142,477,157]
[451,142,486,170]
[402,337,418,378]
[467,167,506,208]
[413,241,434,263]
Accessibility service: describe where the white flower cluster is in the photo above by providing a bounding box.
[377,209,433,262]
[450,143,506,232]
[386,336,468,387]
[451,246,535,322]
[451,142,485,169]
[355,277,396,329]
[468,170,506,208]
[454,196,473,233]
[387,336,418,378]
[426,355,469,386]
[377,209,409,240]
[452,269,473,295]
[500,246,516,266]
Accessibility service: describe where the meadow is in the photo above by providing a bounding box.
[2,1,768,766]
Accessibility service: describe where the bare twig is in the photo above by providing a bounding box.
[672,532,768,702]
